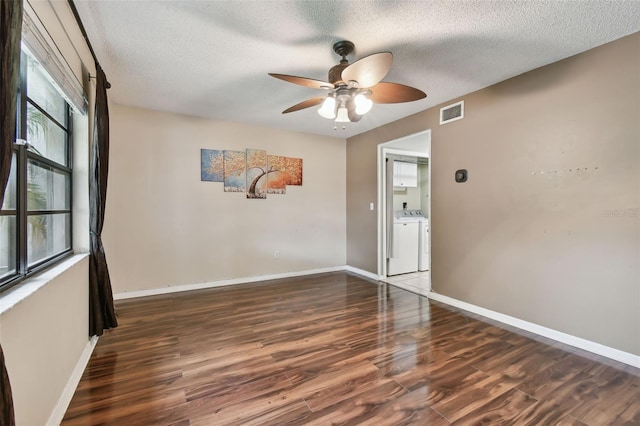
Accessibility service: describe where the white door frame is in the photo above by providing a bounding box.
[377,130,431,279]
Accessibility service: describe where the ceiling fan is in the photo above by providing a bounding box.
[269,40,427,129]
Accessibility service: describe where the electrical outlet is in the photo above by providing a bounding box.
[274,251,280,259]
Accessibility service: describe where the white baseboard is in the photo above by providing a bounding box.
[427,291,640,369]
[344,265,380,281]
[47,335,99,426]
[114,266,345,300]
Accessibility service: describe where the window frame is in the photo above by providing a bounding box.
[0,51,73,292]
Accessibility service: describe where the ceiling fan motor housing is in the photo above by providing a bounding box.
[328,40,355,85]
[328,63,349,85]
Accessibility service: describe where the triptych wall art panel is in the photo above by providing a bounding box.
[200,149,303,199]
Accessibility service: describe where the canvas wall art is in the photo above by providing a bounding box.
[201,148,302,199]
[285,157,303,186]
[223,150,246,192]
[246,149,268,199]
[200,149,224,182]
[267,155,288,194]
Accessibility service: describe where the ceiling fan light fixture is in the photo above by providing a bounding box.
[318,96,336,119]
[354,93,373,115]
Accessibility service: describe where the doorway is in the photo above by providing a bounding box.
[377,130,431,295]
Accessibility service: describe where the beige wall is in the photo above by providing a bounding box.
[105,105,347,294]
[0,258,89,425]
[346,33,640,355]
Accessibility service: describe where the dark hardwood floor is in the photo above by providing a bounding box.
[62,272,640,425]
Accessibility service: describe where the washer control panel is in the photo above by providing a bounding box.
[395,210,426,220]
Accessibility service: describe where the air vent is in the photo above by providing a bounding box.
[440,100,464,125]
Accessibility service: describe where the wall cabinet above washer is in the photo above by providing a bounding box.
[393,161,418,187]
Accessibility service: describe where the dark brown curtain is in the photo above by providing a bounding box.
[0,347,13,426]
[89,64,118,336]
[0,1,22,424]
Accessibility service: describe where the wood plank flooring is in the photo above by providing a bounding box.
[62,272,640,425]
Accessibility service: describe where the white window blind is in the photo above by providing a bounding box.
[21,3,88,115]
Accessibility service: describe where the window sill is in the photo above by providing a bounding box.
[0,253,89,316]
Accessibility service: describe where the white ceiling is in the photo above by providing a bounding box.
[74,1,640,139]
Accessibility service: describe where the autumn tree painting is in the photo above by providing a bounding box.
[284,157,303,185]
[267,155,287,194]
[201,148,302,198]
[246,149,269,199]
[267,155,303,193]
[223,150,246,192]
[200,149,224,181]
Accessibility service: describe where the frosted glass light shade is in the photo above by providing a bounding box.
[354,93,373,115]
[335,106,350,122]
[318,96,336,119]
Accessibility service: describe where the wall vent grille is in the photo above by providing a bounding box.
[440,100,464,125]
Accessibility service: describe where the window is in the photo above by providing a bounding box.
[0,52,72,290]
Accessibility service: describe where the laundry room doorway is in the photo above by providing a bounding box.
[377,130,431,295]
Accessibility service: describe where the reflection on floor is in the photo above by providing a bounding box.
[383,270,430,296]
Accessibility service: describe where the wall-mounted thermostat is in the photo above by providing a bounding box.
[455,169,468,183]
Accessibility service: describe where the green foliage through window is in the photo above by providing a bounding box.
[0,51,72,290]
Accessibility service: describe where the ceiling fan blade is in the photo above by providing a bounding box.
[282,97,324,114]
[369,82,427,104]
[269,73,333,90]
[341,52,393,88]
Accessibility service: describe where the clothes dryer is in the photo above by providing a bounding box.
[419,219,430,271]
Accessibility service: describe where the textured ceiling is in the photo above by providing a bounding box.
[74,1,640,139]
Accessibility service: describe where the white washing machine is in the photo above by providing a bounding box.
[387,210,424,276]
[419,219,430,271]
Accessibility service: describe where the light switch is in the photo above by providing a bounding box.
[370,203,375,211]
